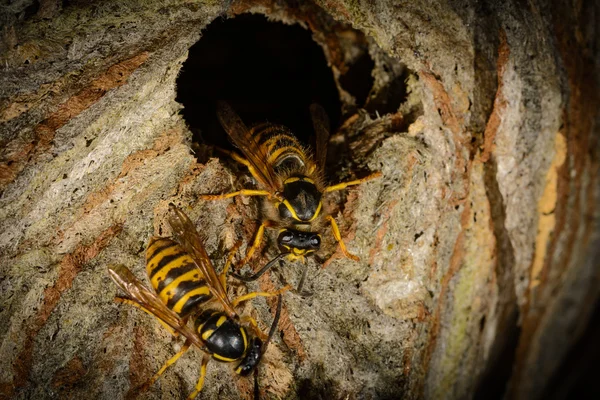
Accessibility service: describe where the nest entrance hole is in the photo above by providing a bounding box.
[176,10,419,160]
[176,13,341,149]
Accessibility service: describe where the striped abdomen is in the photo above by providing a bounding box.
[145,237,211,317]
[252,123,310,173]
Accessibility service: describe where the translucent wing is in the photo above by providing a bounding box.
[310,103,330,172]
[107,264,206,349]
[216,101,281,193]
[166,204,237,318]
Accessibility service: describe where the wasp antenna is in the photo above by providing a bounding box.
[253,368,260,400]
[264,294,283,353]
[231,253,288,282]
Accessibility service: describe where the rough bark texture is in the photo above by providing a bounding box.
[1,1,598,399]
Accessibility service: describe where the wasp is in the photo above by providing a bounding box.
[202,102,382,292]
[108,205,288,399]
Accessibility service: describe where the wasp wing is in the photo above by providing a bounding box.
[216,101,281,193]
[107,264,206,349]
[310,103,330,173]
[166,204,238,318]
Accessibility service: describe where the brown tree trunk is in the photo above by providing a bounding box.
[1,1,598,399]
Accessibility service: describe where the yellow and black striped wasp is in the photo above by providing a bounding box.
[108,204,288,399]
[202,102,382,292]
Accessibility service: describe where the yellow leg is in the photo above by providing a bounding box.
[219,243,241,291]
[145,339,192,389]
[238,220,276,267]
[240,316,268,341]
[216,148,251,167]
[220,148,272,185]
[323,171,382,193]
[115,297,178,337]
[201,189,272,201]
[240,315,260,330]
[327,215,360,261]
[240,222,266,267]
[231,285,291,308]
[187,354,211,400]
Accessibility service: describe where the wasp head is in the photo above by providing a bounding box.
[277,229,321,257]
[235,337,263,376]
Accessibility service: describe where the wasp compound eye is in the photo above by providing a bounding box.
[309,235,321,249]
[280,232,294,244]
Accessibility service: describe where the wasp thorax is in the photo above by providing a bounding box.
[196,312,248,361]
[279,179,322,222]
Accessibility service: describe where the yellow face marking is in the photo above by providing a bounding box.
[216,316,227,328]
[201,329,215,341]
[158,269,201,303]
[286,253,305,263]
[172,286,210,314]
[235,366,243,375]
[213,354,236,362]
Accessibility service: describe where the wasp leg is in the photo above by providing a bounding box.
[240,316,268,342]
[219,242,242,291]
[238,220,276,268]
[326,215,360,261]
[216,147,271,187]
[115,297,179,337]
[201,189,272,201]
[231,285,291,308]
[323,171,382,193]
[187,354,211,400]
[214,147,250,167]
[294,261,313,297]
[144,338,192,390]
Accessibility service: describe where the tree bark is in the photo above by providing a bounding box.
[0,1,598,399]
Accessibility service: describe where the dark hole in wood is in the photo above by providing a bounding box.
[176,14,341,151]
[365,67,409,117]
[474,307,520,400]
[23,1,40,19]
[339,51,375,108]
